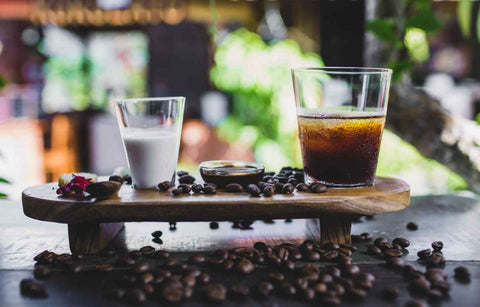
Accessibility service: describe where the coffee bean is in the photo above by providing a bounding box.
[134,262,151,273]
[367,245,382,256]
[329,283,346,296]
[320,296,341,306]
[247,184,261,196]
[158,181,173,191]
[374,237,388,247]
[323,250,339,260]
[405,299,428,307]
[346,288,366,300]
[310,183,327,193]
[342,264,360,276]
[431,280,451,293]
[274,182,284,193]
[209,221,219,229]
[109,175,123,183]
[410,277,431,294]
[339,247,352,257]
[263,185,275,197]
[107,288,125,300]
[188,254,205,264]
[225,183,243,192]
[34,266,51,279]
[152,250,169,260]
[407,222,418,231]
[327,266,341,278]
[177,170,189,177]
[378,242,393,252]
[337,255,352,267]
[427,253,445,267]
[381,286,399,300]
[177,184,191,194]
[20,279,47,298]
[191,184,203,193]
[223,259,234,271]
[171,188,183,196]
[281,282,296,296]
[161,285,183,302]
[289,250,303,261]
[204,284,227,302]
[314,282,327,294]
[317,273,333,284]
[181,275,196,288]
[287,178,298,186]
[384,249,403,257]
[417,249,432,259]
[392,237,410,248]
[282,259,295,271]
[306,251,321,261]
[454,266,471,282]
[151,230,163,238]
[256,281,273,298]
[303,263,320,275]
[360,232,373,240]
[281,183,294,194]
[431,241,443,251]
[178,175,195,184]
[295,183,309,191]
[230,284,250,298]
[139,246,155,256]
[235,258,254,274]
[386,257,405,268]
[203,185,216,194]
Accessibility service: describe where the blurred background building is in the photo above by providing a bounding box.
[0,0,478,198]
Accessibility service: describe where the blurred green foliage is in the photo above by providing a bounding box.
[0,74,10,198]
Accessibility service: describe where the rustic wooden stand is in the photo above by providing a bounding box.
[22,177,410,254]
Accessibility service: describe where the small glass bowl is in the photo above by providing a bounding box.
[199,160,265,188]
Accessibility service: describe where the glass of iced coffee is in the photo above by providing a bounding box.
[114,97,185,189]
[292,67,392,187]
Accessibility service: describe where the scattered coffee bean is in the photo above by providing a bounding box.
[386,257,405,269]
[188,254,205,264]
[151,230,163,238]
[417,249,432,259]
[34,266,51,279]
[342,264,360,276]
[360,232,373,240]
[256,281,273,298]
[247,184,261,197]
[263,185,275,197]
[158,181,173,191]
[20,279,47,298]
[295,183,309,191]
[178,175,195,184]
[346,288,367,300]
[281,282,297,296]
[161,285,183,302]
[191,184,203,193]
[405,299,428,307]
[109,175,123,183]
[407,222,418,231]
[177,170,188,177]
[134,262,151,273]
[410,277,431,294]
[374,237,388,246]
[367,245,382,256]
[431,241,443,251]
[209,221,219,229]
[203,185,216,194]
[171,188,183,196]
[178,184,191,194]
[384,249,403,257]
[235,258,254,274]
[203,284,227,302]
[225,183,243,192]
[392,237,410,248]
[309,183,327,193]
[95,263,114,272]
[454,266,471,282]
[323,250,339,260]
[140,246,155,256]
[281,183,294,194]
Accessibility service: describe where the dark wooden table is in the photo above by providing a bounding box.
[1,194,479,306]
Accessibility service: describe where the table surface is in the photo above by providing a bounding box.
[1,193,480,306]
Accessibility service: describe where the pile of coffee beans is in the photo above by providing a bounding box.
[364,236,410,258]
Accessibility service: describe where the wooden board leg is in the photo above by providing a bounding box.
[320,216,352,246]
[68,222,125,255]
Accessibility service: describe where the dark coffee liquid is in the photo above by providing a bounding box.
[298,113,385,187]
[200,165,264,188]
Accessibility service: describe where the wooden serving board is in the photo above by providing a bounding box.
[22,177,410,254]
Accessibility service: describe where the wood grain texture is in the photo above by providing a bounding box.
[68,223,124,254]
[22,177,410,223]
[320,216,352,245]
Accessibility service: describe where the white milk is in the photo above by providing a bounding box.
[122,127,181,189]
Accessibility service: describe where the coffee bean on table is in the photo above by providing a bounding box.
[178,175,195,184]
[392,237,410,248]
[367,245,382,256]
[342,264,360,276]
[235,258,254,274]
[384,249,403,257]
[263,185,275,197]
[410,277,431,294]
[34,266,51,279]
[323,250,339,260]
[407,222,418,231]
[230,284,250,298]
[178,184,191,193]
[431,241,443,251]
[306,251,321,261]
[386,257,405,268]
[309,183,327,193]
[225,183,243,192]
[417,249,432,259]
[209,221,219,229]
[203,284,227,302]
[454,266,471,282]
[295,183,309,191]
[203,185,216,194]
[191,183,203,193]
[188,254,205,264]
[161,286,183,302]
[158,181,173,191]
[381,286,399,300]
[360,232,373,240]
[140,246,155,256]
[374,237,388,246]
[151,230,163,238]
[177,170,188,177]
[281,183,294,194]
[171,188,183,196]
[134,262,151,273]
[20,279,48,298]
[247,184,261,196]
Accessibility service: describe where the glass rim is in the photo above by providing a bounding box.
[292,66,392,76]
[115,96,186,104]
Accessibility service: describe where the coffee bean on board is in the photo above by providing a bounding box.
[158,181,173,191]
[203,284,227,302]
[392,237,410,248]
[309,183,327,193]
[171,188,183,196]
[191,184,203,193]
[295,183,309,191]
[151,230,163,238]
[263,185,275,197]
[282,183,294,194]
[235,258,254,274]
[247,184,261,197]
[178,184,191,194]
[407,222,418,231]
[140,246,155,256]
[367,245,382,256]
[203,185,217,194]
[178,175,195,184]
[431,241,443,251]
[417,249,432,259]
[225,183,243,192]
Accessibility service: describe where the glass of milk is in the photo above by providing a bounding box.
[114,97,185,189]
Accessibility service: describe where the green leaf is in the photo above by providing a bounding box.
[0,177,11,184]
[0,192,7,198]
[388,60,413,81]
[458,0,472,38]
[366,19,398,43]
[406,9,442,33]
[477,9,480,43]
[0,76,5,89]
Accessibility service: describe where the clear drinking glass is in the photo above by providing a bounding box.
[114,97,185,189]
[292,67,392,187]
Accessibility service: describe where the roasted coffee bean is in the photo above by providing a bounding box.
[360,232,373,240]
[417,249,432,259]
[268,272,285,283]
[346,288,367,300]
[432,280,451,293]
[275,175,288,183]
[171,188,183,196]
[247,184,261,196]
[342,264,360,276]
[281,282,296,297]
[384,249,403,257]
[287,178,298,186]
[263,185,275,197]
[209,221,219,229]
[386,257,405,269]
[158,181,173,191]
[177,170,189,177]
[425,268,447,282]
[276,247,289,261]
[367,245,382,256]
[20,279,48,298]
[86,181,121,198]
[314,282,328,294]
[320,296,341,306]
[191,184,203,193]
[164,259,177,267]
[273,182,284,193]
[161,286,183,302]
[290,250,303,261]
[339,247,352,257]
[327,266,341,278]
[306,251,321,261]
[182,275,196,288]
[407,222,418,231]
[262,175,274,182]
[204,183,217,188]
[392,237,410,248]
[107,288,125,300]
[282,259,295,271]
[230,284,250,299]
[177,184,191,194]
[225,183,243,192]
[139,246,155,256]
[410,277,431,293]
[151,230,163,238]
[309,183,327,193]
[169,221,177,230]
[318,273,333,284]
[454,266,471,280]
[152,237,163,244]
[381,286,399,300]
[256,281,273,298]
[324,242,340,250]
[295,183,309,191]
[323,250,339,260]
[204,284,227,302]
[301,288,316,301]
[374,237,388,247]
[392,243,403,251]
[34,266,51,279]
[202,185,216,194]
[337,255,352,267]
[222,259,235,271]
[281,183,294,194]
[235,258,254,274]
[405,299,428,307]
[153,250,170,259]
[134,262,151,273]
[329,283,346,296]
[109,175,123,183]
[427,253,445,267]
[178,175,195,184]
[303,263,320,275]
[431,241,443,251]
[188,254,205,264]
[378,242,393,252]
